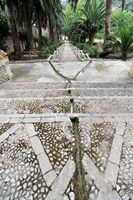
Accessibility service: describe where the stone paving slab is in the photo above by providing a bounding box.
[9,62,62,82]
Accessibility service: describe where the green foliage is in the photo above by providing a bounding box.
[75,42,101,58]
[40,35,48,46]
[39,41,64,58]
[96,29,104,39]
[108,25,133,60]
[0,10,9,50]
[64,0,105,44]
[111,10,133,32]
[63,2,83,41]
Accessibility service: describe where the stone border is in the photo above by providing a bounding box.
[26,124,57,187]
[0,124,22,143]
[83,155,122,200]
[45,159,75,200]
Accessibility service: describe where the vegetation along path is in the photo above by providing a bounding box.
[0,42,133,200]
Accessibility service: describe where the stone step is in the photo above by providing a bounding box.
[0,112,132,124]
[0,82,67,90]
[72,81,133,89]
[1,88,133,98]
[0,96,133,114]
[72,88,133,97]
[0,89,69,98]
[0,81,133,90]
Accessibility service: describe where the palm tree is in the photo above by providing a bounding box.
[103,0,112,50]
[108,25,133,60]
[81,0,105,44]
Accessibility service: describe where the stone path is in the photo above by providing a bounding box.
[56,41,78,62]
[0,41,133,200]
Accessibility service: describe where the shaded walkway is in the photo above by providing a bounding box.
[58,41,79,62]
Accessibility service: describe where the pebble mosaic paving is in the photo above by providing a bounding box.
[0,119,132,200]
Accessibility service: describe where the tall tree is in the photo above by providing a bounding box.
[122,0,126,11]
[103,0,112,50]
[22,0,33,50]
[81,0,105,44]
[5,0,21,57]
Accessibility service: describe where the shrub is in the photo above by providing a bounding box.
[75,42,101,58]
[41,36,48,46]
[40,40,64,58]
[108,25,133,60]
[111,10,133,33]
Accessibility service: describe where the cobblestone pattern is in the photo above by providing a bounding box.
[81,122,116,172]
[0,119,132,200]
[34,122,74,174]
[0,125,49,200]
[0,123,13,136]
[117,123,133,200]
[0,99,71,114]
[63,178,99,200]
[74,98,133,114]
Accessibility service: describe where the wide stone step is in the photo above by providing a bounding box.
[74,97,133,114]
[0,98,71,114]
[72,88,133,97]
[72,81,133,88]
[0,82,67,90]
[0,96,133,114]
[0,81,133,90]
[0,89,69,98]
[1,88,133,98]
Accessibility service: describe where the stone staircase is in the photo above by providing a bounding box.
[0,42,133,200]
[0,81,133,115]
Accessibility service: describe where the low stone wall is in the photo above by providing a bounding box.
[0,65,9,83]
[0,50,13,84]
[128,62,133,78]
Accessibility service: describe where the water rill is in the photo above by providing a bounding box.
[70,117,88,200]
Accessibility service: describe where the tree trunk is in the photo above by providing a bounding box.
[103,0,112,50]
[48,21,55,44]
[23,0,33,51]
[122,0,125,11]
[88,32,95,45]
[6,0,22,57]
[121,51,127,61]
[36,11,42,50]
